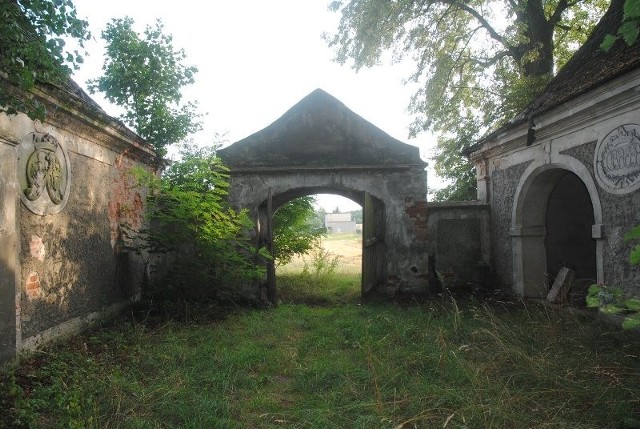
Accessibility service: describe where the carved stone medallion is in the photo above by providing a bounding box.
[594,124,640,195]
[16,132,71,215]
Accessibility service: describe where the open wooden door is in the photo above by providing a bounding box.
[362,191,378,296]
[265,188,276,304]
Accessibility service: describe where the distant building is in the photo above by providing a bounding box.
[325,212,357,234]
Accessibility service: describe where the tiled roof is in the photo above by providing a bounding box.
[466,0,640,154]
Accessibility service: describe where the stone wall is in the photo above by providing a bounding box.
[0,83,156,362]
[562,141,640,295]
[426,202,491,288]
[490,162,531,290]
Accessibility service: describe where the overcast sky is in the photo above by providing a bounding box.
[70,0,438,211]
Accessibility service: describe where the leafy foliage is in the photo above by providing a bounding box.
[602,0,640,50]
[131,143,265,303]
[586,225,640,330]
[273,196,325,266]
[586,284,640,330]
[626,224,640,266]
[327,0,608,200]
[88,17,203,157]
[0,0,90,119]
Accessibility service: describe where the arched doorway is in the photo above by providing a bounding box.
[512,160,603,297]
[257,186,385,303]
[545,172,597,283]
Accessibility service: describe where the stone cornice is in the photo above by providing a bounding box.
[469,69,640,163]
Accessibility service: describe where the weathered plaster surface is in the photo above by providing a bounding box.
[490,162,530,290]
[562,141,640,295]
[0,82,156,360]
[0,142,19,362]
[426,202,491,288]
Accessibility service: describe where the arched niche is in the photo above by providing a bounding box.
[511,157,603,297]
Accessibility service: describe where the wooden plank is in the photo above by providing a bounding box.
[362,191,376,295]
[266,188,276,304]
[546,267,575,303]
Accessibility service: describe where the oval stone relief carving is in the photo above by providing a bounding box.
[594,124,640,195]
[16,132,71,215]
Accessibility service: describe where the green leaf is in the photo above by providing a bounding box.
[586,295,601,308]
[624,0,640,18]
[625,225,640,241]
[624,298,640,311]
[602,303,625,314]
[588,284,603,295]
[600,34,618,51]
[620,21,639,45]
[631,245,640,265]
[622,313,640,330]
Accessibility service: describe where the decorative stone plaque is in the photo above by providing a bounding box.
[594,124,640,195]
[16,132,71,215]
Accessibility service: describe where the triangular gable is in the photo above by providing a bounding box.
[218,89,425,169]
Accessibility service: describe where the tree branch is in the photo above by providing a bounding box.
[448,0,509,49]
[549,0,572,26]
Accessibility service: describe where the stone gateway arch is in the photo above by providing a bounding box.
[218,89,432,304]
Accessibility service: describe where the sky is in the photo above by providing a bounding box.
[70,0,441,212]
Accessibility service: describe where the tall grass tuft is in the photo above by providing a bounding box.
[1,293,639,428]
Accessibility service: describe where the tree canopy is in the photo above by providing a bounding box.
[88,17,203,157]
[327,0,608,200]
[273,196,325,266]
[0,0,90,119]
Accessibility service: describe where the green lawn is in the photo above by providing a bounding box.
[2,291,640,428]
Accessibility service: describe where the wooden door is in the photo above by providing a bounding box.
[265,188,276,304]
[362,191,377,295]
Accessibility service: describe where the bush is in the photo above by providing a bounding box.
[129,143,267,303]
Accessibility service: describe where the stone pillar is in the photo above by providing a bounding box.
[0,144,19,362]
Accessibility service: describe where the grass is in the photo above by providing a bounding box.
[1,292,640,429]
[2,236,640,428]
[276,234,362,305]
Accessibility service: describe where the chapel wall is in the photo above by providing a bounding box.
[0,84,157,360]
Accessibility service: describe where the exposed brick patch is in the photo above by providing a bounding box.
[25,271,41,300]
[404,197,428,241]
[108,150,147,250]
[29,235,45,261]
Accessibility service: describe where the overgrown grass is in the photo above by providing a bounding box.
[277,236,362,305]
[277,247,361,305]
[2,291,639,428]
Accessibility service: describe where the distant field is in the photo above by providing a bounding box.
[277,233,362,275]
[276,233,363,304]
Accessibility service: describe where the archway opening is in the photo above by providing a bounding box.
[545,172,597,283]
[515,168,597,297]
[258,187,386,305]
[274,193,363,305]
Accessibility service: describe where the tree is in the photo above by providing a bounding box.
[351,208,362,224]
[0,0,90,119]
[131,142,265,302]
[327,0,608,200]
[602,0,640,50]
[88,17,203,157]
[273,196,325,266]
